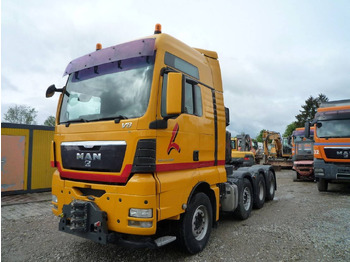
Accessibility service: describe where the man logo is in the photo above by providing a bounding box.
[336,150,349,159]
[76,153,101,167]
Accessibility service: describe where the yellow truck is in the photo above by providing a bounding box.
[46,24,276,254]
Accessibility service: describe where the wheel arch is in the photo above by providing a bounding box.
[186,182,217,225]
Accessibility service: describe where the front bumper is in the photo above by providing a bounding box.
[59,200,175,248]
[59,200,109,244]
[293,160,314,178]
[314,158,350,181]
[52,171,157,236]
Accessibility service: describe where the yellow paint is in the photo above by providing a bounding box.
[52,172,157,235]
[166,72,183,114]
[31,129,56,189]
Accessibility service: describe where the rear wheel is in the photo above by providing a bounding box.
[234,178,253,220]
[317,179,328,192]
[266,170,275,201]
[254,174,266,209]
[178,193,213,254]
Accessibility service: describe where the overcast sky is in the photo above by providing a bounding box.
[2,0,350,137]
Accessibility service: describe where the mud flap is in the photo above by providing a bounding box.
[59,200,108,244]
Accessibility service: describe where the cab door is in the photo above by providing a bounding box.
[155,72,203,220]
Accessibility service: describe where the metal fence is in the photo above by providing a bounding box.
[1,123,55,195]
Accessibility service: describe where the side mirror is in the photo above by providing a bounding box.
[46,85,57,98]
[305,121,310,138]
[166,72,183,115]
[225,107,230,127]
[46,84,66,98]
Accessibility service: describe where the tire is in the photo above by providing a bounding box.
[233,178,253,220]
[178,193,213,254]
[317,179,328,192]
[293,171,300,182]
[254,174,266,209]
[266,170,275,201]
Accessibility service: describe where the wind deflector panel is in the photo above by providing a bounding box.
[61,141,126,172]
[132,139,156,173]
[64,38,155,76]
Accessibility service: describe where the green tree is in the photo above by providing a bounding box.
[295,93,328,127]
[4,105,37,124]
[255,129,266,142]
[44,116,56,126]
[283,122,297,137]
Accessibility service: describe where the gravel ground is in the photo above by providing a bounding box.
[2,170,350,262]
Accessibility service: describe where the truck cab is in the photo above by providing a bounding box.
[306,100,350,191]
[291,127,314,181]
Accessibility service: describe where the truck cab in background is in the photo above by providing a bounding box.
[291,127,314,181]
[305,100,350,191]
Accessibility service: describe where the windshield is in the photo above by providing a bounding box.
[293,129,314,142]
[59,56,154,124]
[231,140,236,150]
[317,119,350,138]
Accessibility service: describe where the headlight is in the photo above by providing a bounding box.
[129,208,153,218]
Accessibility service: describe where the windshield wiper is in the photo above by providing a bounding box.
[62,115,129,126]
[114,115,128,123]
[63,118,89,127]
[89,115,128,123]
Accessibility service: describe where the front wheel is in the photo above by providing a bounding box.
[178,193,213,254]
[293,171,300,182]
[317,178,328,192]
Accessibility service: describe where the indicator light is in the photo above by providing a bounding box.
[154,23,162,34]
[96,43,102,50]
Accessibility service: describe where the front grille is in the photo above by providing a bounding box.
[61,141,126,172]
[337,173,350,179]
[324,147,350,160]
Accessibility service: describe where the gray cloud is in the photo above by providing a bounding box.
[2,0,350,132]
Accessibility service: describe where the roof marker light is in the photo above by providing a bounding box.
[154,23,162,34]
[96,43,102,51]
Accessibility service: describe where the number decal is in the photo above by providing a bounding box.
[122,122,132,128]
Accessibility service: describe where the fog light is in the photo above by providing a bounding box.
[52,194,58,203]
[128,220,153,228]
[315,168,325,176]
[129,208,153,218]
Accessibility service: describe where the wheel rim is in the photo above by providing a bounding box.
[243,187,251,210]
[259,181,264,200]
[192,205,209,241]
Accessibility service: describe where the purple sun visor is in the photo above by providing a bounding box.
[63,38,155,76]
